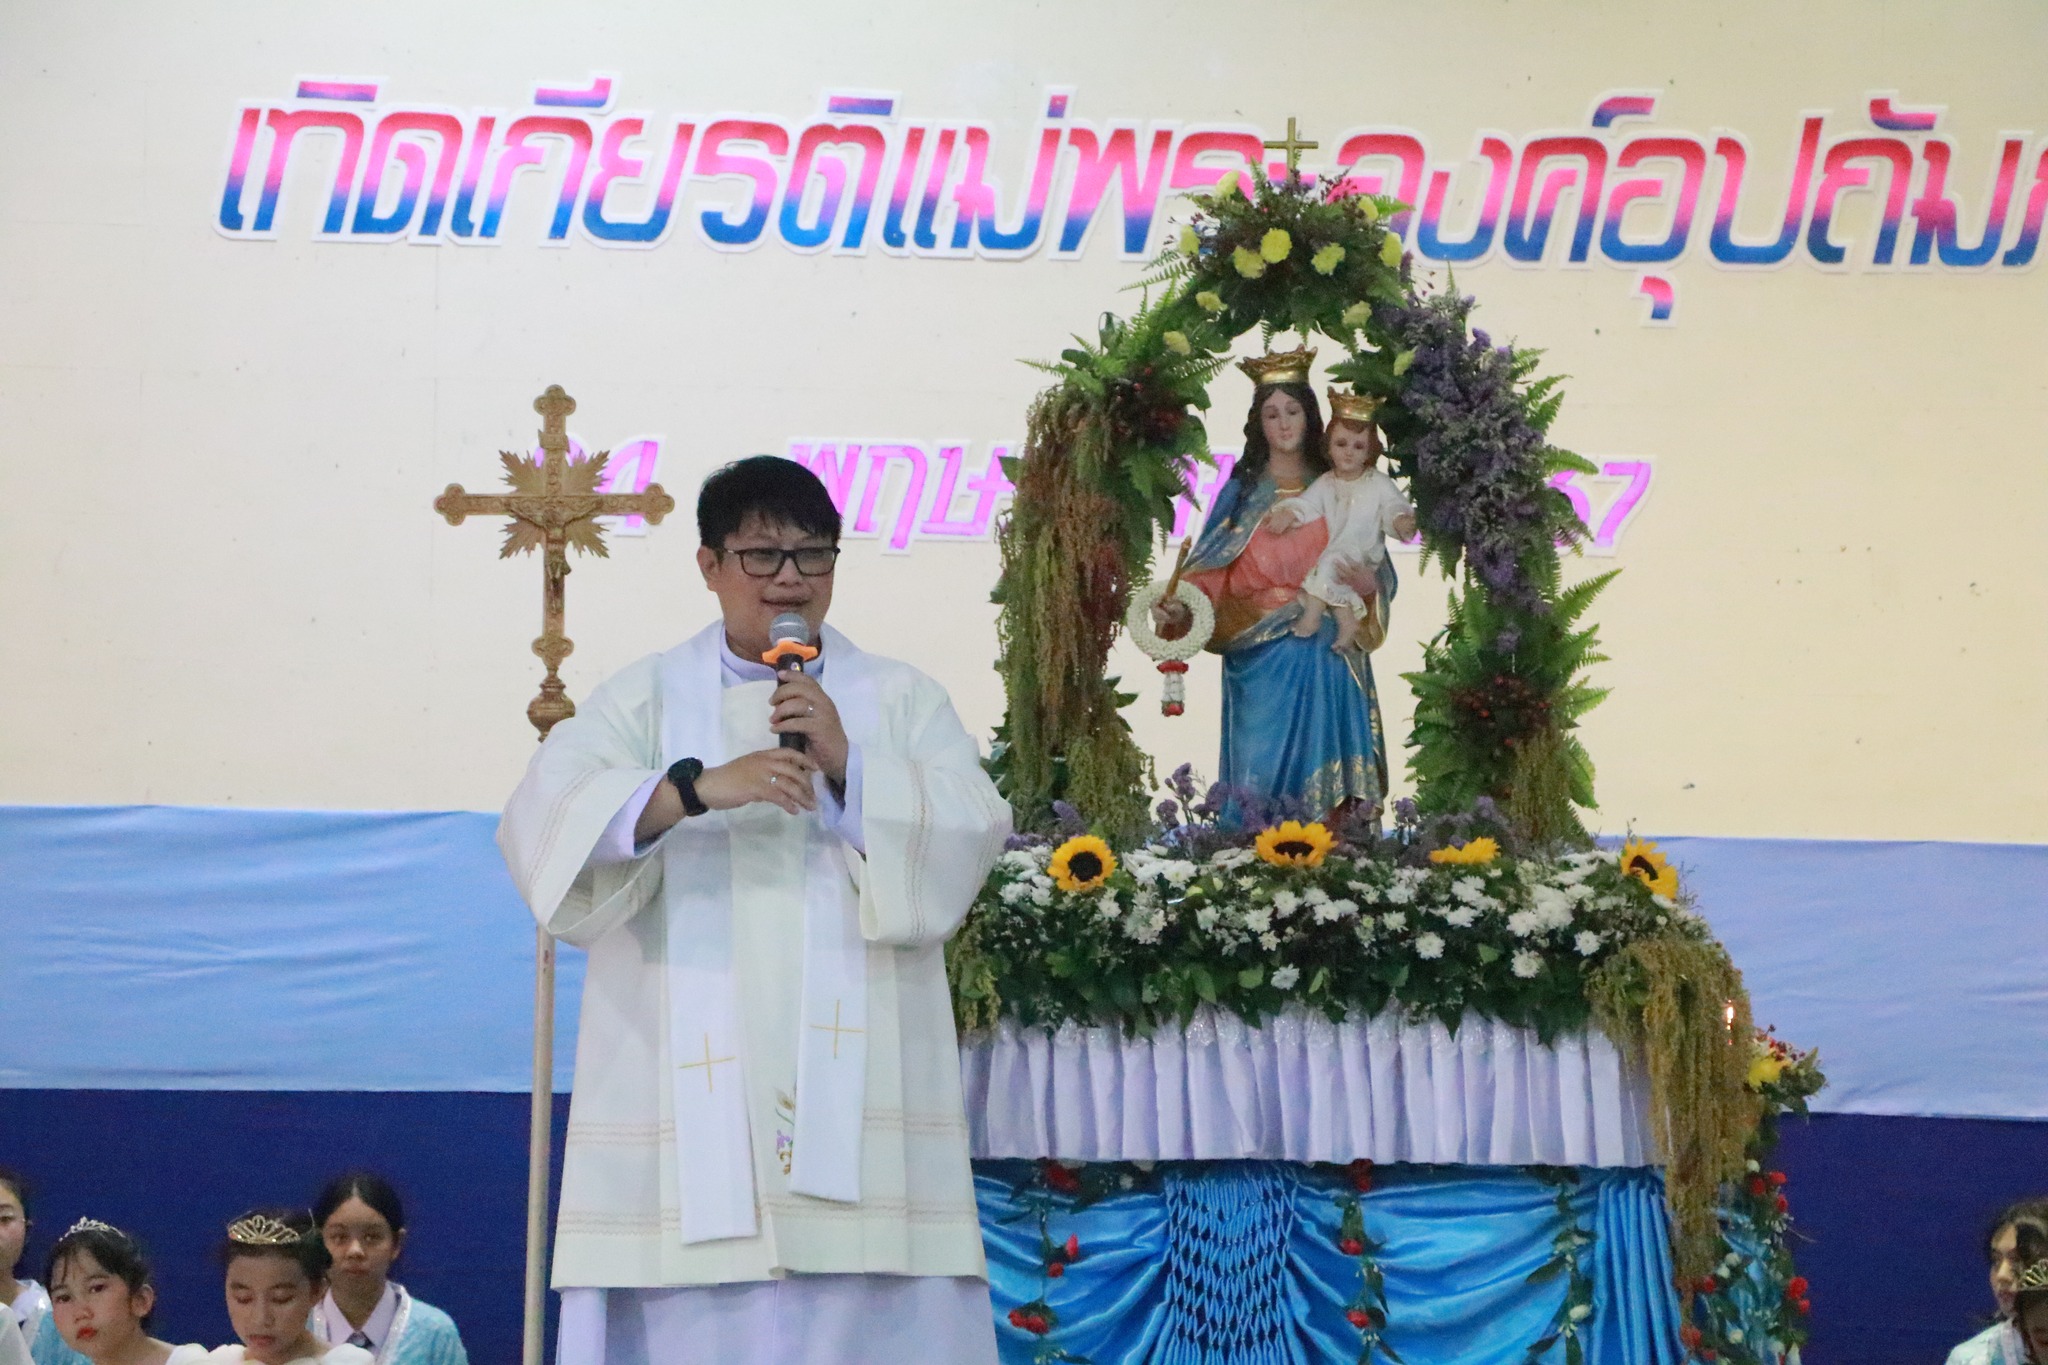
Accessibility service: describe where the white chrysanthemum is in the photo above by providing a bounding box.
[1097,892,1122,920]
[1000,848,1044,871]
[999,880,1031,905]
[1346,880,1377,896]
[1237,876,1259,890]
[1213,848,1256,869]
[1511,949,1543,978]
[1270,965,1301,990]
[1258,931,1280,951]
[1241,906,1272,934]
[1029,885,1053,907]
[1415,932,1445,959]
[1195,906,1220,930]
[1652,893,1677,910]
[1529,885,1574,928]
[1443,906,1478,929]
[1385,881,1416,905]
[1271,890,1300,918]
[1506,910,1540,938]
[1125,907,1166,944]
[1315,897,1359,924]
[1161,860,1199,886]
[1303,885,1330,905]
[1574,930,1604,957]
[1381,911,1408,932]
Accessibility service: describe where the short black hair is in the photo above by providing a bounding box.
[216,1207,331,1283]
[0,1166,28,1216]
[697,456,842,549]
[46,1221,156,1327]
[314,1171,406,1238]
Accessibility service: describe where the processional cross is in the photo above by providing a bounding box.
[431,384,675,1365]
[1264,116,1318,174]
[433,384,677,740]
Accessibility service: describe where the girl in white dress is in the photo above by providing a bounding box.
[42,1218,205,1365]
[206,1211,369,1365]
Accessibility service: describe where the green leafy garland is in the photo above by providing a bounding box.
[992,168,1610,842]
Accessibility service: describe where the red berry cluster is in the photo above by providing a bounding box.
[1344,1306,1384,1330]
[1006,1306,1052,1336]
[1450,673,1551,752]
[1046,1233,1082,1279]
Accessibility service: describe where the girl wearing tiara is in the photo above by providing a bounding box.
[207,1212,368,1365]
[42,1218,204,1365]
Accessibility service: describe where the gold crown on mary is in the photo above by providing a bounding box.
[1326,388,1385,427]
[226,1213,305,1247]
[2020,1258,2048,1294]
[1237,346,1316,388]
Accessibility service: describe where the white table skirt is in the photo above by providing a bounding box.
[959,1006,1656,1167]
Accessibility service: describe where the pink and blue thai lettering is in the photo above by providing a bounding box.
[780,441,1650,557]
[215,78,2048,298]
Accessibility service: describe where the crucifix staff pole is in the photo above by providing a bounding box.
[434,385,675,1365]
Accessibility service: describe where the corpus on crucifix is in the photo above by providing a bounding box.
[434,384,677,740]
[432,384,674,1365]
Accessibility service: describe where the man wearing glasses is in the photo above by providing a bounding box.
[499,456,1011,1364]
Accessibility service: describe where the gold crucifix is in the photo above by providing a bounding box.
[1264,116,1318,174]
[809,1000,864,1059]
[434,385,676,740]
[677,1033,738,1093]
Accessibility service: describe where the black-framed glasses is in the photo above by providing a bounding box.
[725,545,841,577]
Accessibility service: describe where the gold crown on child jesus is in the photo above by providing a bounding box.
[2019,1258,2048,1293]
[1326,388,1385,427]
[1237,346,1316,388]
[225,1213,305,1247]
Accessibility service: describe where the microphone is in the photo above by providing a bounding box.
[764,612,818,752]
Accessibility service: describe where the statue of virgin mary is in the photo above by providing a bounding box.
[1154,348,1398,818]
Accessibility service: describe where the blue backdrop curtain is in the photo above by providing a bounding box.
[975,1160,1684,1365]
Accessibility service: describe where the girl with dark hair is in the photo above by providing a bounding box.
[41,1219,203,1365]
[309,1175,466,1365]
[2014,1223,2048,1365]
[1155,349,1397,817]
[1949,1199,2048,1365]
[0,1170,47,1352]
[207,1211,368,1365]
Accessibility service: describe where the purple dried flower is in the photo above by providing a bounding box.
[1156,799,1182,829]
[1051,800,1086,835]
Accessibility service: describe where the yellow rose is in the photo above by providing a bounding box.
[1260,228,1292,263]
[1311,243,1346,275]
[1195,289,1225,313]
[1163,330,1192,355]
[1340,301,1373,328]
[1747,1054,1789,1089]
[1232,246,1266,278]
[1178,225,1200,256]
[1379,232,1405,267]
[1215,170,1241,199]
[1360,198,1381,225]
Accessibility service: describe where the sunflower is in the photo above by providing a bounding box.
[1253,820,1334,869]
[1427,836,1499,866]
[1049,835,1117,893]
[1619,839,1679,897]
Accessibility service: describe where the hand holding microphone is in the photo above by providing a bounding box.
[763,612,848,784]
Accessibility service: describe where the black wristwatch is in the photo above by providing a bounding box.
[665,757,709,817]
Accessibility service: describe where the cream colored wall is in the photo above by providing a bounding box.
[1,1,2043,841]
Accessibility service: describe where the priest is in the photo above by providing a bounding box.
[498,456,1010,1364]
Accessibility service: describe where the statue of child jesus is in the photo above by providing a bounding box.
[1261,389,1417,652]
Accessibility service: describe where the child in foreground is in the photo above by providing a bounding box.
[43,1218,203,1365]
[208,1212,369,1365]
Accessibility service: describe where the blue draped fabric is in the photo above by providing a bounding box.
[1186,477,1398,814]
[975,1161,1686,1365]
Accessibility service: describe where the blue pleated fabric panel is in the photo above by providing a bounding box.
[976,1161,1688,1365]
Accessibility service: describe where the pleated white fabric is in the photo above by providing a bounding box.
[555,1278,998,1365]
[960,1005,1655,1166]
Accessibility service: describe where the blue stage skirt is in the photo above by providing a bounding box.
[975,1160,1686,1365]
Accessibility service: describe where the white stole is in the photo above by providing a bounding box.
[657,622,873,1243]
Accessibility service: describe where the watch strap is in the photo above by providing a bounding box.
[665,757,709,817]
